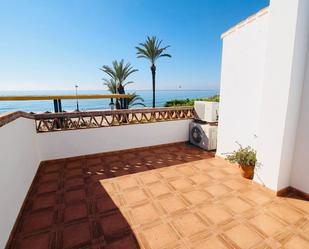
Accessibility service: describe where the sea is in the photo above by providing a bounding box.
[0,89,219,113]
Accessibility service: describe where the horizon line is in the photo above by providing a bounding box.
[1,88,220,92]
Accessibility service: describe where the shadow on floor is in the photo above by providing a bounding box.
[6,143,214,249]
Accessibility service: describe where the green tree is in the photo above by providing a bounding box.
[103,78,118,94]
[103,79,145,109]
[100,59,138,89]
[127,92,146,107]
[100,60,138,109]
[136,36,171,108]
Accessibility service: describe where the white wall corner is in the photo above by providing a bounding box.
[289,0,309,193]
[256,0,309,191]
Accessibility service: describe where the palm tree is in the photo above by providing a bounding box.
[103,78,118,94]
[100,59,138,109]
[103,78,121,109]
[127,92,146,107]
[136,36,171,108]
[103,79,145,108]
[100,59,138,88]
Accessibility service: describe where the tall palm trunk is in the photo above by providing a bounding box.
[151,64,156,108]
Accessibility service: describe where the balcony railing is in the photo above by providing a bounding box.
[33,107,195,132]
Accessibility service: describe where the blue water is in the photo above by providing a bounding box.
[0,90,219,113]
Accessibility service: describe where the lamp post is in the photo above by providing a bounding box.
[75,84,80,111]
[109,98,115,110]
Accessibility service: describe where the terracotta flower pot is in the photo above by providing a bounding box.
[239,165,255,179]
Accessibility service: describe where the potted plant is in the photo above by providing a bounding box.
[226,143,257,179]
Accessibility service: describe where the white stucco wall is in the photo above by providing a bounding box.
[217,0,309,192]
[257,0,309,191]
[216,12,269,156]
[291,42,309,193]
[0,118,41,248]
[37,120,191,160]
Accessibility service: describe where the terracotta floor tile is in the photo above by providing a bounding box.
[172,212,208,238]
[140,222,179,249]
[223,178,248,191]
[243,189,272,205]
[198,204,232,225]
[192,236,229,249]
[115,176,140,191]
[22,210,54,233]
[32,194,56,211]
[177,165,197,176]
[96,196,118,214]
[105,234,139,249]
[158,194,188,214]
[224,223,263,249]
[284,235,309,249]
[64,189,86,203]
[222,196,252,213]
[19,232,51,249]
[301,220,309,237]
[7,143,309,249]
[62,222,91,248]
[67,160,83,168]
[159,168,183,179]
[182,190,211,205]
[39,173,59,183]
[65,168,83,178]
[207,170,227,179]
[64,177,85,189]
[269,203,303,224]
[147,182,171,198]
[123,188,149,206]
[250,213,285,236]
[100,212,130,240]
[286,198,309,214]
[189,173,212,185]
[129,202,161,225]
[205,184,231,198]
[64,202,88,222]
[138,172,161,185]
[36,182,58,194]
[169,178,193,191]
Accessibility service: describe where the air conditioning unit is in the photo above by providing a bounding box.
[194,101,219,122]
[189,121,218,150]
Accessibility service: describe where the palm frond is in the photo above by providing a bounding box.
[103,78,118,94]
[100,59,138,86]
[136,36,171,65]
[127,92,146,107]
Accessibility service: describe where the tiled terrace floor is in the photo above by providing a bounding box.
[8,143,309,249]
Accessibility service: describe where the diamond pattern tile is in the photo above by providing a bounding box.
[6,143,309,249]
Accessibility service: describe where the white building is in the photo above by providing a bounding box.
[217,0,309,194]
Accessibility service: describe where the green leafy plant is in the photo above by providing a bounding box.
[164,95,219,107]
[226,143,257,167]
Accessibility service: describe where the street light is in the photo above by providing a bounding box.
[75,84,80,111]
[109,98,115,110]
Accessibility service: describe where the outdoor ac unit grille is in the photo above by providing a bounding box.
[191,126,203,143]
[189,121,217,151]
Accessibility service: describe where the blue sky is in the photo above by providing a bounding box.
[0,0,269,91]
